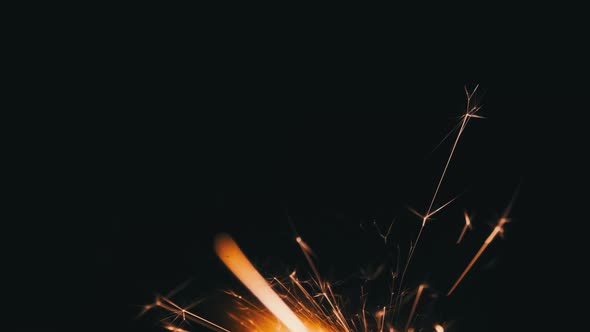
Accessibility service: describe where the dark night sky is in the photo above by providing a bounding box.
[8,12,586,332]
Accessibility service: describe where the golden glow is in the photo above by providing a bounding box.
[434,323,445,332]
[214,233,309,332]
[153,296,231,332]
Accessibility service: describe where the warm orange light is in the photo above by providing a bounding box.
[142,86,514,332]
[448,208,513,296]
[214,233,309,332]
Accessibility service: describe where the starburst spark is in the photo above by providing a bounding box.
[142,86,516,332]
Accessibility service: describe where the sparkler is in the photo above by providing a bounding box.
[143,86,516,332]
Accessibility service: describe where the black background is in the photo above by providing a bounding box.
[9,10,585,332]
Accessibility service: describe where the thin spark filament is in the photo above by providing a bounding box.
[404,284,426,332]
[142,86,515,332]
[447,217,508,296]
[397,86,481,315]
[154,296,231,332]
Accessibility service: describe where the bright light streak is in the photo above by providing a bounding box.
[214,233,309,332]
[404,284,426,332]
[448,187,518,296]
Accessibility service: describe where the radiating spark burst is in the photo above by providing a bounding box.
[143,86,517,332]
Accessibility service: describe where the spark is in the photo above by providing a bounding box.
[376,306,386,332]
[214,233,309,332]
[398,86,483,313]
[425,85,481,223]
[456,210,473,244]
[294,237,353,331]
[446,217,507,296]
[447,188,519,296]
[153,296,231,332]
[374,220,395,244]
[142,86,516,332]
[163,324,191,332]
[296,236,322,287]
[404,284,426,332]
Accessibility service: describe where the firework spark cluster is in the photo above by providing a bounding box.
[142,86,516,332]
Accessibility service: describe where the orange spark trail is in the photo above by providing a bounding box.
[456,210,472,244]
[214,233,309,332]
[447,217,507,296]
[296,236,322,286]
[404,284,426,332]
[447,188,518,296]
